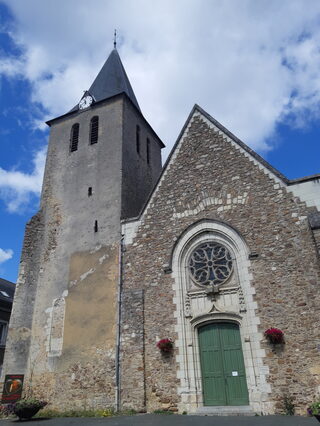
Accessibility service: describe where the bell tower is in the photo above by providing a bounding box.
[3,47,164,409]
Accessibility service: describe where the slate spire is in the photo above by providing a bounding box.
[82,48,140,112]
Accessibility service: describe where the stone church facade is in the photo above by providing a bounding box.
[2,48,320,416]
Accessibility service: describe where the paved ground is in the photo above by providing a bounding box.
[0,414,318,426]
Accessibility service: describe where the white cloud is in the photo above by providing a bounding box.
[0,248,13,264]
[1,0,320,156]
[0,148,46,212]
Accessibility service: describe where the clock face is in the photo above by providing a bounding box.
[79,95,93,110]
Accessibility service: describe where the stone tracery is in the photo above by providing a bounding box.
[188,241,233,287]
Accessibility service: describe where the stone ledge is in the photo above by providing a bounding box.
[195,405,255,416]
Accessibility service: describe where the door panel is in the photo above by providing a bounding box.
[198,322,249,406]
[198,324,226,405]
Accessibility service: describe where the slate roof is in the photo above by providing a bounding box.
[70,48,140,113]
[0,278,15,303]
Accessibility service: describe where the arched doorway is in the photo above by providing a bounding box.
[198,322,249,406]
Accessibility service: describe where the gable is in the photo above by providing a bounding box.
[123,105,317,238]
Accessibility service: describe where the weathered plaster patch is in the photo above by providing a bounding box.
[80,268,95,281]
[99,254,108,264]
[62,245,119,365]
[45,296,66,358]
[90,244,102,254]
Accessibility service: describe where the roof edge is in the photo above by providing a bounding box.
[46,92,165,148]
[193,104,289,184]
[123,103,319,224]
[0,277,16,286]
[288,173,320,185]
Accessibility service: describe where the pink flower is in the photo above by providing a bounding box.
[156,338,174,352]
[264,328,284,344]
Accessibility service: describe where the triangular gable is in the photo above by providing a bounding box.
[130,104,288,223]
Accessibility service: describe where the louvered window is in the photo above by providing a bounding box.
[136,125,140,154]
[147,138,150,164]
[70,123,79,152]
[90,116,99,145]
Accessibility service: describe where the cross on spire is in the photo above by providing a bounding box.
[114,29,117,49]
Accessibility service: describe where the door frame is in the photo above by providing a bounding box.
[191,315,249,407]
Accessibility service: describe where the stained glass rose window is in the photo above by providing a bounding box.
[189,242,233,287]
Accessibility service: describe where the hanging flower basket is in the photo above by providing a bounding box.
[156,338,174,353]
[264,328,284,344]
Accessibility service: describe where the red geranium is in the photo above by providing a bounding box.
[156,338,174,352]
[264,328,284,344]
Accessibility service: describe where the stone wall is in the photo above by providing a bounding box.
[309,213,320,259]
[121,110,320,415]
[2,211,44,376]
[120,289,145,411]
[121,98,163,220]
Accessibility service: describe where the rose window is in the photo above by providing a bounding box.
[188,242,233,287]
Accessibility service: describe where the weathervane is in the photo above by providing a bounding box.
[114,29,117,49]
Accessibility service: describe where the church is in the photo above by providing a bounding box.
[2,46,320,416]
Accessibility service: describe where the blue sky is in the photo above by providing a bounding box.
[0,0,320,282]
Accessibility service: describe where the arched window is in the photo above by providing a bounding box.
[70,123,79,152]
[136,125,140,154]
[90,116,99,145]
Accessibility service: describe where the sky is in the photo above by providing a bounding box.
[0,0,320,282]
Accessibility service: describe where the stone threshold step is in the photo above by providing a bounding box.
[196,405,255,416]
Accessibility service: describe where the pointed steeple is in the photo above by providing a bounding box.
[71,49,140,112]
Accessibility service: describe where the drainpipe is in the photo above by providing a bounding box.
[115,233,124,412]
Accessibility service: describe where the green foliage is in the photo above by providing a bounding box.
[121,408,137,415]
[36,408,112,418]
[153,409,174,415]
[283,394,295,416]
[15,397,47,410]
[35,406,137,418]
[308,401,320,415]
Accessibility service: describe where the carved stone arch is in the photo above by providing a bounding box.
[170,220,271,414]
[169,218,250,272]
[190,312,243,329]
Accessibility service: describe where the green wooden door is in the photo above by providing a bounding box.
[198,322,249,406]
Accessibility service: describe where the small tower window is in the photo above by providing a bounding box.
[90,116,99,145]
[146,138,150,164]
[94,220,98,233]
[70,123,79,152]
[136,125,140,154]
[88,187,92,196]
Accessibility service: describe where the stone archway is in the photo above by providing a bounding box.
[170,219,271,414]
